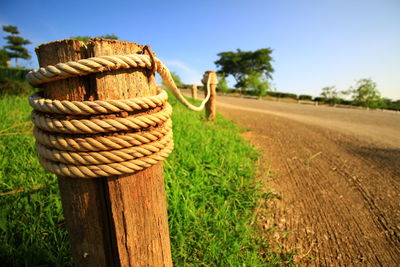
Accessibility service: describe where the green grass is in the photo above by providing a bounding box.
[0,95,70,265]
[0,93,292,266]
[0,67,31,82]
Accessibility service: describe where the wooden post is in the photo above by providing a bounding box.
[35,39,173,267]
[191,84,197,100]
[202,71,218,120]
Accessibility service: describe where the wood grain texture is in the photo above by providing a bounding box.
[87,39,172,267]
[191,84,197,100]
[203,71,217,121]
[35,39,172,267]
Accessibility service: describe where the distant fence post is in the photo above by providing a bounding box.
[202,71,218,120]
[34,39,173,266]
[191,84,198,100]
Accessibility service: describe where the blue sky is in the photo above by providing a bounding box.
[1,0,399,99]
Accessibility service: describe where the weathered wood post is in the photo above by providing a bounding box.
[34,39,172,266]
[202,71,218,120]
[191,84,198,100]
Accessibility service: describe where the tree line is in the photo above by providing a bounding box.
[318,79,400,110]
[213,48,399,110]
[0,25,398,110]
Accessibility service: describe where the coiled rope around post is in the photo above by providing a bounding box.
[27,54,215,111]
[27,52,215,178]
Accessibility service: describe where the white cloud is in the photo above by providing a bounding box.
[162,59,202,85]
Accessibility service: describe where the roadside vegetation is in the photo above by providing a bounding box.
[0,88,292,265]
[0,26,294,265]
[180,76,400,111]
[318,78,399,110]
[0,25,35,97]
[4,22,396,266]
[175,47,399,111]
[1,25,31,67]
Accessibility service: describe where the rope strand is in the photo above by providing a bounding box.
[27,52,215,178]
[26,54,215,112]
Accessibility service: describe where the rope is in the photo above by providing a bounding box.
[29,89,168,115]
[35,133,172,165]
[31,104,172,178]
[27,51,216,178]
[31,104,172,134]
[39,142,174,178]
[32,120,172,152]
[26,54,217,112]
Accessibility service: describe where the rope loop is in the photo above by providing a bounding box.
[31,103,172,134]
[27,50,215,178]
[29,89,168,115]
[30,94,173,178]
[26,53,214,112]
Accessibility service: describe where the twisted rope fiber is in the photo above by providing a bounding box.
[31,103,172,177]
[26,54,215,112]
[39,142,174,178]
[36,132,173,165]
[31,103,172,134]
[29,89,168,115]
[27,52,214,178]
[33,120,172,152]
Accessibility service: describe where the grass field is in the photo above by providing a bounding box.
[0,92,292,266]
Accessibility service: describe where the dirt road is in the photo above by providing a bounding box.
[216,96,400,265]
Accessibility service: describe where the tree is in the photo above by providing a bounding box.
[170,71,182,87]
[2,25,31,66]
[246,72,270,98]
[349,78,383,108]
[162,71,182,88]
[214,48,274,91]
[71,34,119,43]
[217,74,229,93]
[320,85,340,105]
[0,49,9,67]
[2,25,18,34]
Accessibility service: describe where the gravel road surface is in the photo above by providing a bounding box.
[216,95,400,266]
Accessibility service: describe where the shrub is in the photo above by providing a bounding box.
[0,67,31,82]
[298,94,313,101]
[179,83,192,89]
[338,99,352,105]
[284,93,297,99]
[0,78,33,96]
[382,98,400,111]
[217,76,230,93]
[267,91,297,99]
[278,92,297,99]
